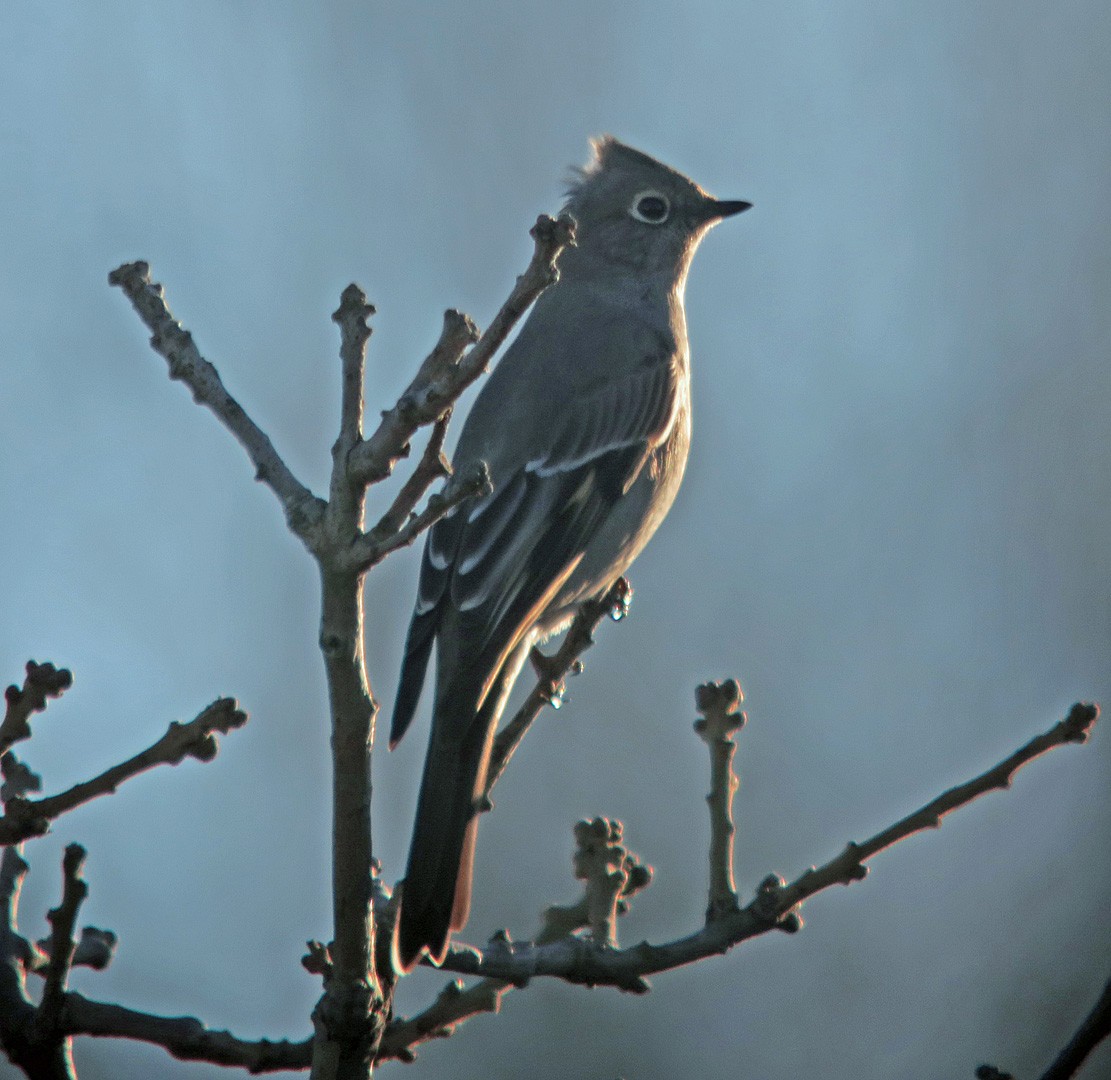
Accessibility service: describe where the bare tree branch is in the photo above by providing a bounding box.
[537,830,652,950]
[102,213,1101,1080]
[109,222,578,1079]
[1,844,305,1075]
[376,978,509,1064]
[1,663,72,758]
[7,924,119,981]
[0,846,71,1078]
[383,818,652,1062]
[694,680,745,919]
[1,844,307,1075]
[0,847,33,999]
[1,753,42,805]
[314,284,383,1078]
[328,284,374,534]
[63,993,313,1072]
[436,702,1100,991]
[1038,973,1111,1080]
[568,818,632,951]
[107,261,327,545]
[343,459,491,574]
[36,845,87,1041]
[307,222,575,1077]
[28,927,117,976]
[0,845,95,1078]
[368,409,453,540]
[410,309,481,390]
[484,578,632,800]
[0,699,248,846]
[977,970,1111,1080]
[348,213,576,488]
[775,702,1101,912]
[107,215,571,1078]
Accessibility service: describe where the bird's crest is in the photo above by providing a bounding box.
[564,135,710,213]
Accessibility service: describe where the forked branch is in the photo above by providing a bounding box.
[436,702,1100,990]
[0,699,248,846]
[380,816,652,1062]
[348,214,576,487]
[108,262,326,546]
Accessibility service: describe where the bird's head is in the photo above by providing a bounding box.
[561,135,750,283]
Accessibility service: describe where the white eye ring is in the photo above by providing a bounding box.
[629,189,670,224]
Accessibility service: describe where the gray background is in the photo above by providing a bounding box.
[2,3,1109,1078]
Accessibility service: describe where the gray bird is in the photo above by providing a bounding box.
[390,136,750,971]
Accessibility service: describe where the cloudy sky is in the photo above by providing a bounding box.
[2,3,1109,1078]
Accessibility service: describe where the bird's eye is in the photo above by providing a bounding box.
[629,191,670,224]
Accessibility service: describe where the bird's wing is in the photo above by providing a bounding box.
[390,354,682,747]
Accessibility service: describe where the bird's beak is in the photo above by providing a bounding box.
[706,199,753,220]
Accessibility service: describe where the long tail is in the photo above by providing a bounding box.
[393,633,535,973]
[393,696,493,973]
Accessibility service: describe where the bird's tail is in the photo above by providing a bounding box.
[392,695,494,973]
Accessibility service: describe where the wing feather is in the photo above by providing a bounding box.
[391,352,682,744]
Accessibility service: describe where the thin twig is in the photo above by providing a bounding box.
[386,819,651,1062]
[328,284,373,535]
[367,410,453,542]
[342,460,491,574]
[36,845,88,1038]
[436,702,1100,991]
[411,309,480,389]
[1,753,42,803]
[0,847,34,992]
[27,928,117,976]
[348,214,576,487]
[63,993,313,1072]
[0,847,70,1078]
[0,847,28,943]
[537,821,651,949]
[0,699,248,845]
[775,702,1101,911]
[314,284,383,1078]
[484,577,631,799]
[573,818,630,950]
[1039,973,1111,1080]
[0,848,280,1074]
[694,680,745,919]
[107,262,327,545]
[978,971,1111,1080]
[376,979,509,1064]
[1,662,72,758]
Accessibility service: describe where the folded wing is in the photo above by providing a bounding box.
[390,355,682,747]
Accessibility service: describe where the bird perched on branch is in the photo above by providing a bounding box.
[390,136,750,972]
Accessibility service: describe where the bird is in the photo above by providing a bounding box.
[389,136,750,972]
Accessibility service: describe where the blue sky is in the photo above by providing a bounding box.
[2,4,1109,1077]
